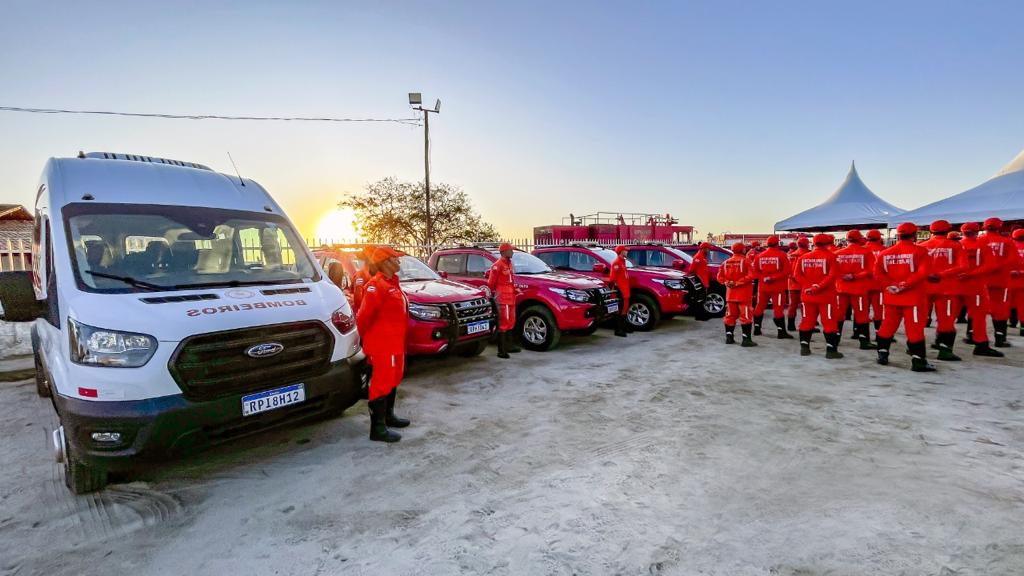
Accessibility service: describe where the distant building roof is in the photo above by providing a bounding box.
[0,220,33,242]
[0,205,33,221]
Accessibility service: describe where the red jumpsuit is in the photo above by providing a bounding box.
[959,236,998,344]
[920,235,966,334]
[609,254,630,316]
[352,266,372,312]
[688,250,710,289]
[835,243,875,327]
[1012,237,1024,330]
[487,256,517,330]
[983,231,1021,322]
[752,247,790,321]
[356,272,409,401]
[794,247,839,333]
[786,246,809,321]
[874,240,931,344]
[717,253,754,327]
[865,238,885,323]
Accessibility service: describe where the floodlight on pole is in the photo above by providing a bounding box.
[410,92,441,250]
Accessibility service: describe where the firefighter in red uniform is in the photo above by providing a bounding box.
[864,229,886,330]
[752,235,793,339]
[488,243,520,358]
[717,242,757,347]
[958,223,1004,356]
[609,245,631,337]
[835,230,877,349]
[1010,228,1024,336]
[786,236,811,331]
[919,220,968,360]
[874,223,935,371]
[689,242,711,288]
[794,234,842,358]
[982,217,1021,347]
[352,245,377,312]
[356,247,410,443]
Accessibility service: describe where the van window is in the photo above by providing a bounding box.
[63,203,319,293]
[536,251,569,270]
[435,254,466,275]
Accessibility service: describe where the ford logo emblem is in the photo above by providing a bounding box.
[246,342,284,358]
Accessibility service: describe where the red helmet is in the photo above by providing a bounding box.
[731,242,746,254]
[498,242,514,253]
[371,246,405,264]
[699,242,712,251]
[865,229,883,241]
[1012,229,1024,241]
[787,241,798,250]
[896,222,918,236]
[812,233,833,246]
[961,222,980,234]
[845,229,863,242]
[765,235,780,247]
[948,231,962,241]
[984,217,1003,231]
[929,220,952,234]
[614,245,627,254]
[750,240,761,248]
[360,245,377,260]
[797,236,810,248]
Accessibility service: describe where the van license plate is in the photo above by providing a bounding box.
[466,320,490,335]
[606,302,619,314]
[242,383,305,417]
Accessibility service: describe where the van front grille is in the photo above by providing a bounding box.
[169,321,334,402]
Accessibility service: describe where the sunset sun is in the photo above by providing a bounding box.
[315,207,360,243]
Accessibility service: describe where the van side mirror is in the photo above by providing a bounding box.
[438,271,449,279]
[592,263,609,274]
[0,272,48,322]
[672,259,686,270]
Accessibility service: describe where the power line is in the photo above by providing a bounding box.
[0,106,422,126]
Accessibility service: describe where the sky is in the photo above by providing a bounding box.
[2,0,1023,241]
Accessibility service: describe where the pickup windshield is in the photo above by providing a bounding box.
[509,251,552,274]
[64,203,319,293]
[397,256,441,282]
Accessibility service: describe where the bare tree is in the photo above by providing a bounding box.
[341,178,499,247]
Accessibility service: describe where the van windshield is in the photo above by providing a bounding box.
[64,203,319,293]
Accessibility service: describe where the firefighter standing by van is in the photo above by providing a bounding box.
[717,242,757,347]
[786,236,811,332]
[794,234,842,358]
[982,218,1021,347]
[488,243,520,358]
[356,246,411,443]
[919,220,967,360]
[610,245,631,337]
[835,230,877,350]
[752,235,793,339]
[874,223,935,372]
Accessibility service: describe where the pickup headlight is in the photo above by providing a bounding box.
[658,279,686,290]
[549,287,590,303]
[408,302,445,321]
[69,318,157,367]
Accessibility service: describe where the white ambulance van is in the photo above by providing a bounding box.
[0,153,364,493]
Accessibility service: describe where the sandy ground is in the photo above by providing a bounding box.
[2,318,1023,576]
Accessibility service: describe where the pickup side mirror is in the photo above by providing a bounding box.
[672,259,686,270]
[438,271,449,279]
[592,263,609,274]
[0,271,48,323]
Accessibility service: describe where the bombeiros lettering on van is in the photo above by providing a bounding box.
[186,299,308,316]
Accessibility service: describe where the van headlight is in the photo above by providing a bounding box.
[657,279,686,290]
[408,303,445,321]
[69,318,157,367]
[549,287,591,303]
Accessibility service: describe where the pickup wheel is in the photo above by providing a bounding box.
[458,338,489,357]
[627,294,661,331]
[517,305,562,351]
[34,352,51,398]
[703,285,727,317]
[62,428,109,494]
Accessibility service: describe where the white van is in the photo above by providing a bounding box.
[0,153,365,493]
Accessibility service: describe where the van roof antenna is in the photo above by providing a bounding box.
[227,151,245,187]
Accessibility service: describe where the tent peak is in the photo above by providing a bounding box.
[994,148,1024,178]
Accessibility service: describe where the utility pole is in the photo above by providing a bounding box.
[408,93,441,250]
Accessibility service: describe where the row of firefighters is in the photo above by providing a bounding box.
[705,219,1024,373]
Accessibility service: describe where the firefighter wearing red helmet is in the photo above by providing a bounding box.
[609,245,631,337]
[794,234,842,358]
[1011,228,1024,336]
[864,229,886,329]
[874,223,935,371]
[745,240,762,266]
[919,220,968,360]
[752,235,793,339]
[957,222,1004,356]
[785,235,811,332]
[688,243,712,321]
[982,217,1021,347]
[717,242,757,346]
[488,242,520,358]
[352,245,378,312]
[356,246,411,442]
[835,229,877,349]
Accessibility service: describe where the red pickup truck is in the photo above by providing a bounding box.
[427,246,620,351]
[532,244,690,331]
[314,247,495,357]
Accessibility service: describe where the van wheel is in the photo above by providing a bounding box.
[34,353,51,398]
[627,294,661,331]
[518,305,561,351]
[458,339,489,357]
[63,431,108,494]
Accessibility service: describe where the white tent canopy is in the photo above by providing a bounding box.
[895,149,1024,227]
[775,162,906,232]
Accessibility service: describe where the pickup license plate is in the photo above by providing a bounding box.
[466,320,490,335]
[242,383,305,417]
[606,302,620,314]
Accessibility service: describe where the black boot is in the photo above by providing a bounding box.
[725,326,736,345]
[876,336,891,365]
[741,323,758,347]
[825,332,843,359]
[963,323,974,345]
[787,316,797,332]
[956,309,967,324]
[856,323,877,349]
[507,331,522,353]
[1009,308,1019,328]
[799,330,812,356]
[775,317,794,339]
[836,321,845,341]
[909,341,937,372]
[873,319,882,331]
[368,398,401,443]
[385,389,410,428]
[614,316,628,338]
[497,331,511,358]
[848,321,860,340]
[753,315,763,336]
[973,341,1005,357]
[936,332,961,362]
[994,320,1012,348]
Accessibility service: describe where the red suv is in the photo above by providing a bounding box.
[314,247,495,357]
[622,244,709,318]
[673,243,733,317]
[532,244,689,331]
[427,246,620,351]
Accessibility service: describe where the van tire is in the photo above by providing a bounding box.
[34,353,51,398]
[517,305,561,352]
[458,339,489,357]
[63,433,108,494]
[627,294,661,332]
